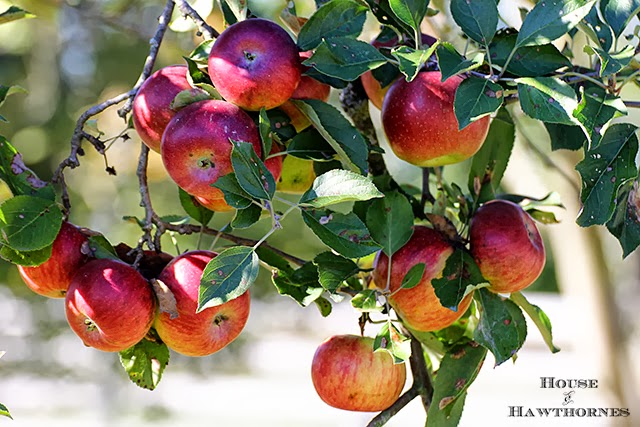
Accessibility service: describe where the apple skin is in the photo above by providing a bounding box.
[65,258,157,352]
[18,222,88,298]
[311,334,406,412]
[372,226,473,332]
[381,71,490,167]
[208,18,301,111]
[132,65,191,153]
[161,99,282,212]
[276,155,316,194]
[154,250,250,357]
[470,199,545,293]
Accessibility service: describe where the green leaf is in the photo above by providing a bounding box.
[0,402,11,419]
[374,320,411,363]
[84,234,120,261]
[516,0,597,48]
[516,77,579,126]
[188,39,214,64]
[230,141,276,201]
[474,288,527,366]
[0,136,55,199]
[435,43,484,81]
[584,44,635,77]
[179,188,213,225]
[314,296,333,317]
[302,208,381,258]
[0,84,27,109]
[450,0,498,45]
[510,292,560,353]
[0,5,34,25]
[365,191,414,256]
[313,251,359,293]
[266,108,296,141]
[400,262,425,290]
[198,246,259,310]
[212,173,253,209]
[258,108,272,162]
[545,123,588,151]
[286,128,336,161]
[453,76,503,130]
[606,179,640,257]
[303,37,388,81]
[576,123,638,227]
[581,7,613,51]
[432,249,489,311]
[364,0,414,35]
[183,57,211,85]
[170,87,213,111]
[0,195,62,251]
[231,204,262,229]
[256,246,294,273]
[391,44,439,82]
[389,0,430,37]
[291,99,369,174]
[600,0,640,37]
[223,0,247,22]
[119,339,170,391]
[351,289,382,312]
[573,86,627,145]
[426,392,467,427]
[299,169,383,208]
[272,262,323,306]
[297,0,368,51]
[0,243,52,266]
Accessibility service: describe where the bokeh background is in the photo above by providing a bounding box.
[0,0,638,426]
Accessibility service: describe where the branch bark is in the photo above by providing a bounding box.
[173,0,219,39]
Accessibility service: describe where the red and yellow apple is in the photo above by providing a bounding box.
[208,18,301,111]
[276,155,316,194]
[18,221,88,298]
[154,250,251,357]
[470,199,545,293]
[381,71,490,167]
[132,65,191,152]
[65,258,157,352]
[311,334,406,412]
[372,226,473,332]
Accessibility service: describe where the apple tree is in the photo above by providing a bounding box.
[1,0,639,425]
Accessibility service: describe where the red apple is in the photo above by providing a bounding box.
[381,71,490,167]
[132,65,191,152]
[161,99,282,212]
[470,199,545,293]
[154,250,250,357]
[65,258,157,352]
[17,221,88,298]
[372,226,473,332]
[208,18,301,111]
[311,334,406,412]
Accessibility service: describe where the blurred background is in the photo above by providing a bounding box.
[0,0,638,426]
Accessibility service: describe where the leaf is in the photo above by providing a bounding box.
[313,251,359,293]
[258,108,272,162]
[600,0,640,37]
[516,77,579,126]
[426,392,467,427]
[286,128,336,161]
[516,0,597,48]
[606,179,640,257]
[432,249,489,311]
[453,76,503,130]
[389,0,430,36]
[374,320,411,363]
[0,402,11,419]
[198,246,259,311]
[272,262,323,306]
[545,123,587,151]
[297,0,368,51]
[435,43,484,81]
[581,6,613,51]
[170,87,213,110]
[179,188,213,225]
[303,37,388,81]
[231,204,262,229]
[510,292,560,353]
[365,191,414,256]
[314,296,333,317]
[391,43,439,82]
[299,169,383,208]
[450,0,498,45]
[364,0,415,35]
[223,0,247,22]
[151,279,178,320]
[302,208,381,258]
[255,246,294,273]
[584,44,635,77]
[188,39,214,64]
[0,136,55,199]
[0,195,62,251]
[351,289,382,312]
[0,84,27,109]
[119,339,170,391]
[473,288,527,366]
[0,243,52,266]
[573,86,627,145]
[183,56,211,85]
[400,262,425,290]
[83,234,120,261]
[576,123,638,227]
[230,141,276,201]
[0,5,34,25]
[291,99,369,174]
[212,173,253,210]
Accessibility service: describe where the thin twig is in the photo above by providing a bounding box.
[133,143,156,266]
[173,0,218,39]
[421,167,435,206]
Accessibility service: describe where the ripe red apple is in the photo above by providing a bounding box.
[154,250,250,357]
[161,99,282,212]
[311,334,406,412]
[208,18,301,111]
[381,71,490,167]
[65,258,157,352]
[132,65,191,152]
[372,226,473,332]
[17,221,88,298]
[470,199,545,293]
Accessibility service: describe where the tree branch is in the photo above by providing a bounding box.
[173,0,218,39]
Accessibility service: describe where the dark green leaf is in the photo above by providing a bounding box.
[212,173,253,209]
[582,7,613,51]
[400,262,425,290]
[231,141,276,200]
[426,392,466,427]
[432,249,489,311]
[389,0,430,37]
[0,402,11,419]
[0,136,55,200]
[223,0,247,22]
[374,320,411,363]
[351,289,382,312]
[450,0,498,45]
[303,37,388,81]
[297,0,368,51]
[391,44,439,82]
[364,0,414,35]
[179,188,213,225]
[85,234,120,261]
[576,123,638,226]
[183,57,211,85]
[188,39,214,64]
[435,43,484,81]
[300,169,383,208]
[313,251,359,293]
[600,0,640,37]
[314,296,333,317]
[0,5,34,25]
[516,77,579,126]
[266,108,296,141]
[584,44,635,77]
[170,87,213,110]
[231,204,262,229]
[606,179,640,257]
[198,246,259,310]
[0,243,52,267]
[573,86,627,145]
[545,123,587,151]
[0,195,62,251]
[510,292,560,353]
[453,76,503,130]
[258,108,272,162]
[365,191,414,256]
[256,246,294,273]
[272,262,323,306]
[286,128,336,161]
[119,339,170,391]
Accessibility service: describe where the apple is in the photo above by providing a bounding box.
[208,18,301,111]
[154,250,250,357]
[132,65,191,153]
[18,221,88,298]
[276,155,316,194]
[311,334,406,412]
[470,199,545,293]
[372,226,473,332]
[381,71,490,167]
[161,99,282,212]
[65,258,157,352]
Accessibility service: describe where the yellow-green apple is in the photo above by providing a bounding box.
[276,155,316,194]
[208,18,301,111]
[161,99,282,212]
[65,258,157,352]
[470,199,545,293]
[132,65,191,152]
[372,226,473,332]
[381,71,490,167]
[18,221,88,298]
[311,334,406,411]
[154,250,250,357]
